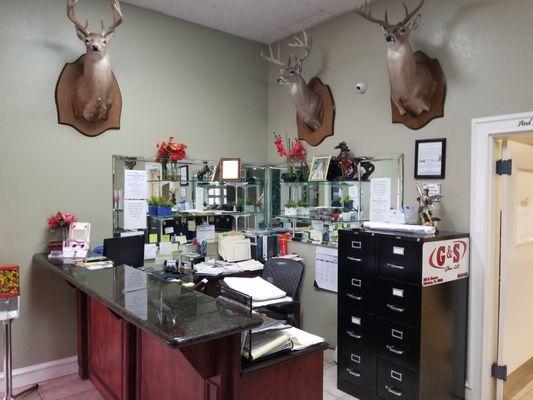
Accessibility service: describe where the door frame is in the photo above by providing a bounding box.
[470,111,533,400]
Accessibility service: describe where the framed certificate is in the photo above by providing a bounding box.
[415,139,446,179]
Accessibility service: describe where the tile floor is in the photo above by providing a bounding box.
[5,349,352,400]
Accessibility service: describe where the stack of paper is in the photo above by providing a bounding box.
[223,276,292,307]
[242,330,293,361]
[251,316,291,334]
[236,259,264,272]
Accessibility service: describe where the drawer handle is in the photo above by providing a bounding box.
[347,293,363,301]
[386,345,405,355]
[347,256,363,263]
[346,368,361,378]
[347,331,362,339]
[387,304,405,313]
[385,386,403,397]
[387,263,405,270]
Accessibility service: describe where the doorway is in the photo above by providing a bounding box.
[495,138,533,400]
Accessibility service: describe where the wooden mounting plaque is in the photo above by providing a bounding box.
[55,55,122,137]
[391,51,446,130]
[297,78,335,147]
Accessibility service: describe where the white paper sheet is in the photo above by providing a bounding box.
[124,289,148,320]
[124,266,147,293]
[417,141,443,176]
[195,187,205,210]
[124,170,148,200]
[315,247,338,293]
[196,224,215,243]
[124,200,147,230]
[370,178,392,222]
[159,242,173,257]
[144,244,157,260]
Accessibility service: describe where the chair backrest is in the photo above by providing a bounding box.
[262,259,304,300]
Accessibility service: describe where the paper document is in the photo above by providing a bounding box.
[124,170,148,200]
[196,224,215,243]
[223,276,286,302]
[283,327,325,351]
[124,200,147,230]
[315,247,338,293]
[370,178,392,222]
[124,266,147,293]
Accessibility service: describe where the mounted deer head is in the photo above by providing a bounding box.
[261,31,324,131]
[66,0,123,122]
[356,0,438,118]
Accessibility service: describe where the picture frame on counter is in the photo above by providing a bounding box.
[415,138,446,179]
[309,155,332,182]
[220,158,241,182]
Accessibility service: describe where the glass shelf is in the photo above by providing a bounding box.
[274,215,368,224]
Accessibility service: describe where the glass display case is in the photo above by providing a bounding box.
[268,154,404,246]
[112,156,267,241]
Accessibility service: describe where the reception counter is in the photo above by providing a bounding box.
[34,254,325,400]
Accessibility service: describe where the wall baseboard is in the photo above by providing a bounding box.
[0,356,78,391]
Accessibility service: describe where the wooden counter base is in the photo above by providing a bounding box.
[77,290,325,400]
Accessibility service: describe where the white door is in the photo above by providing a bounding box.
[497,139,533,399]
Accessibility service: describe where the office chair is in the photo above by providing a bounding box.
[260,258,304,328]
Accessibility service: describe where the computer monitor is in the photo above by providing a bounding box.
[103,234,145,268]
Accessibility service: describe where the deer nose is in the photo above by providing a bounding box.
[386,35,395,43]
[92,45,100,52]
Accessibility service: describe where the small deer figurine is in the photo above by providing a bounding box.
[356,0,437,117]
[261,31,323,131]
[66,0,123,122]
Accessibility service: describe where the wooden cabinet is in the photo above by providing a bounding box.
[337,229,469,400]
[87,297,136,400]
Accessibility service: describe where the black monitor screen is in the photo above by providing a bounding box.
[103,235,145,268]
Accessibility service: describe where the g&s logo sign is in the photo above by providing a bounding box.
[422,238,470,287]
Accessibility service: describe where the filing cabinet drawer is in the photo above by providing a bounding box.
[377,279,421,327]
[338,345,377,390]
[339,232,377,274]
[338,306,377,352]
[339,271,376,313]
[377,360,419,400]
[378,238,421,284]
[378,318,420,371]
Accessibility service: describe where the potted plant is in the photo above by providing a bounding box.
[235,199,244,213]
[245,200,256,213]
[284,200,298,217]
[273,133,308,182]
[148,197,159,216]
[297,200,310,217]
[343,196,354,211]
[157,198,173,217]
[156,136,188,180]
[332,197,342,207]
[47,211,77,245]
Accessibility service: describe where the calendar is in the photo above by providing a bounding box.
[314,247,338,293]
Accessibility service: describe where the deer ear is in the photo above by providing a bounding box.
[76,27,87,41]
[407,15,421,32]
[104,31,114,42]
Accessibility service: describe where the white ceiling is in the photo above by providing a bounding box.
[122,0,358,44]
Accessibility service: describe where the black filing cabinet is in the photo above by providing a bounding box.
[337,229,469,400]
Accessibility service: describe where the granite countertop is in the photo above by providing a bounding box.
[34,254,262,348]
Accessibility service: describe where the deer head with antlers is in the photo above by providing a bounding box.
[261,31,324,131]
[356,0,438,118]
[66,0,123,123]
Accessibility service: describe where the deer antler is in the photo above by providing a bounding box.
[101,0,124,36]
[261,43,285,67]
[355,0,390,28]
[67,0,90,36]
[400,0,425,25]
[287,30,312,62]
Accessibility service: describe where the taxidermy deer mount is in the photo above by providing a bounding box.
[262,31,335,146]
[55,0,123,137]
[356,0,446,130]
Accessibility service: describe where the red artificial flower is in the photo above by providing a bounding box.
[274,134,287,158]
[47,211,77,231]
[156,137,188,161]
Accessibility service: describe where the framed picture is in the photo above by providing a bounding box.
[220,158,241,182]
[180,165,189,186]
[309,155,332,182]
[415,139,446,179]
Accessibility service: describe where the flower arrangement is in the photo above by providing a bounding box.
[273,133,308,181]
[47,211,77,231]
[156,136,188,162]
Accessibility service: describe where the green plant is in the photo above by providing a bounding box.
[297,199,309,208]
[285,200,297,208]
[148,196,159,206]
[332,197,342,206]
[148,196,172,207]
[343,196,353,203]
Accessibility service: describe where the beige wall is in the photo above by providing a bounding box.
[0,0,267,369]
[268,0,533,345]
